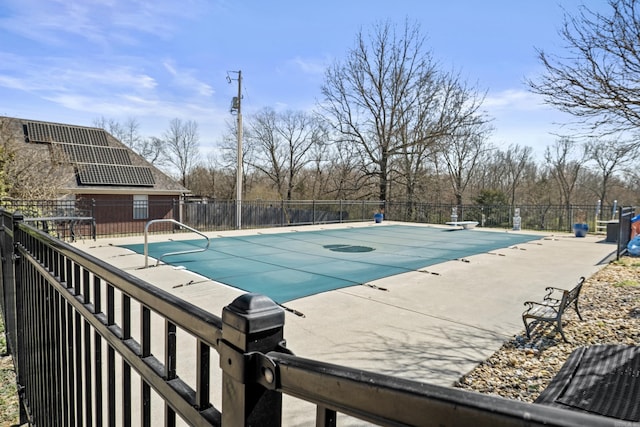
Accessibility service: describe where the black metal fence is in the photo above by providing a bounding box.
[173,200,618,234]
[0,208,626,426]
[182,199,377,230]
[1,198,623,237]
[384,201,608,231]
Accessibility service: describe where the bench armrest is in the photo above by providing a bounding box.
[543,295,562,305]
[543,286,567,301]
[523,301,560,311]
[544,277,585,297]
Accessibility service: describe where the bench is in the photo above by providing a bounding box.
[445,221,479,229]
[522,276,585,343]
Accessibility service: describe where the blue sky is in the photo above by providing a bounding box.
[0,0,608,159]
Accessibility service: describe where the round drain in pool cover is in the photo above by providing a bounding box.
[323,244,374,253]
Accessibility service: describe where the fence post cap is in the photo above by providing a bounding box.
[12,211,24,221]
[223,293,284,335]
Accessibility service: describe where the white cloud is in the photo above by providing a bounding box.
[43,91,224,126]
[0,57,158,96]
[0,75,30,91]
[163,60,214,97]
[60,67,159,91]
[288,56,331,75]
[0,67,68,93]
[0,0,110,47]
[481,88,579,157]
[0,0,210,48]
[484,89,548,112]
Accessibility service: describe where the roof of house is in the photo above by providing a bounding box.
[1,116,189,196]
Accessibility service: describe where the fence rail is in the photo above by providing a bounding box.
[0,208,627,426]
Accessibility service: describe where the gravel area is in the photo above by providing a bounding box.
[455,256,640,402]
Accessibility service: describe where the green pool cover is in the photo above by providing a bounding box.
[122,225,541,304]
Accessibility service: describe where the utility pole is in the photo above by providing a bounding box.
[228,70,243,229]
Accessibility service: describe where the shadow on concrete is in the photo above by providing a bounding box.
[307,322,508,386]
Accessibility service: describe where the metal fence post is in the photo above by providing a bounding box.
[9,211,29,424]
[569,204,574,232]
[0,210,16,355]
[6,211,22,358]
[172,198,177,222]
[220,293,285,426]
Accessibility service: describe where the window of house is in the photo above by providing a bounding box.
[133,194,148,219]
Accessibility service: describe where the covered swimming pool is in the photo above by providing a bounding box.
[122,224,541,303]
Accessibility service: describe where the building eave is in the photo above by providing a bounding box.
[65,187,188,196]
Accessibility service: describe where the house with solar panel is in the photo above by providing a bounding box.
[1,116,188,237]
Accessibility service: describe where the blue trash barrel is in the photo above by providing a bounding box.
[573,223,588,237]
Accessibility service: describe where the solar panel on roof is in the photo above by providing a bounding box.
[56,143,132,165]
[26,122,51,142]
[76,164,155,186]
[25,121,159,188]
[26,122,108,145]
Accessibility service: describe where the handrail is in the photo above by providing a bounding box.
[261,351,622,426]
[144,218,210,267]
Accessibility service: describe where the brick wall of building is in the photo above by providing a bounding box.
[78,194,178,236]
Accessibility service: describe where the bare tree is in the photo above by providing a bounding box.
[545,137,587,223]
[392,70,450,205]
[137,136,168,167]
[186,151,229,199]
[94,116,141,148]
[437,74,494,204]
[473,152,505,195]
[280,111,327,200]
[322,139,371,199]
[245,108,285,197]
[0,117,71,199]
[245,108,325,200]
[94,116,167,166]
[305,132,331,199]
[499,144,534,207]
[523,165,556,207]
[163,118,200,188]
[439,121,493,207]
[218,119,256,197]
[528,0,640,132]
[321,19,444,202]
[118,117,142,148]
[119,118,166,167]
[584,137,639,205]
[322,19,493,203]
[93,116,124,138]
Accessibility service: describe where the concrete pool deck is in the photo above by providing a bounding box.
[72,221,618,424]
